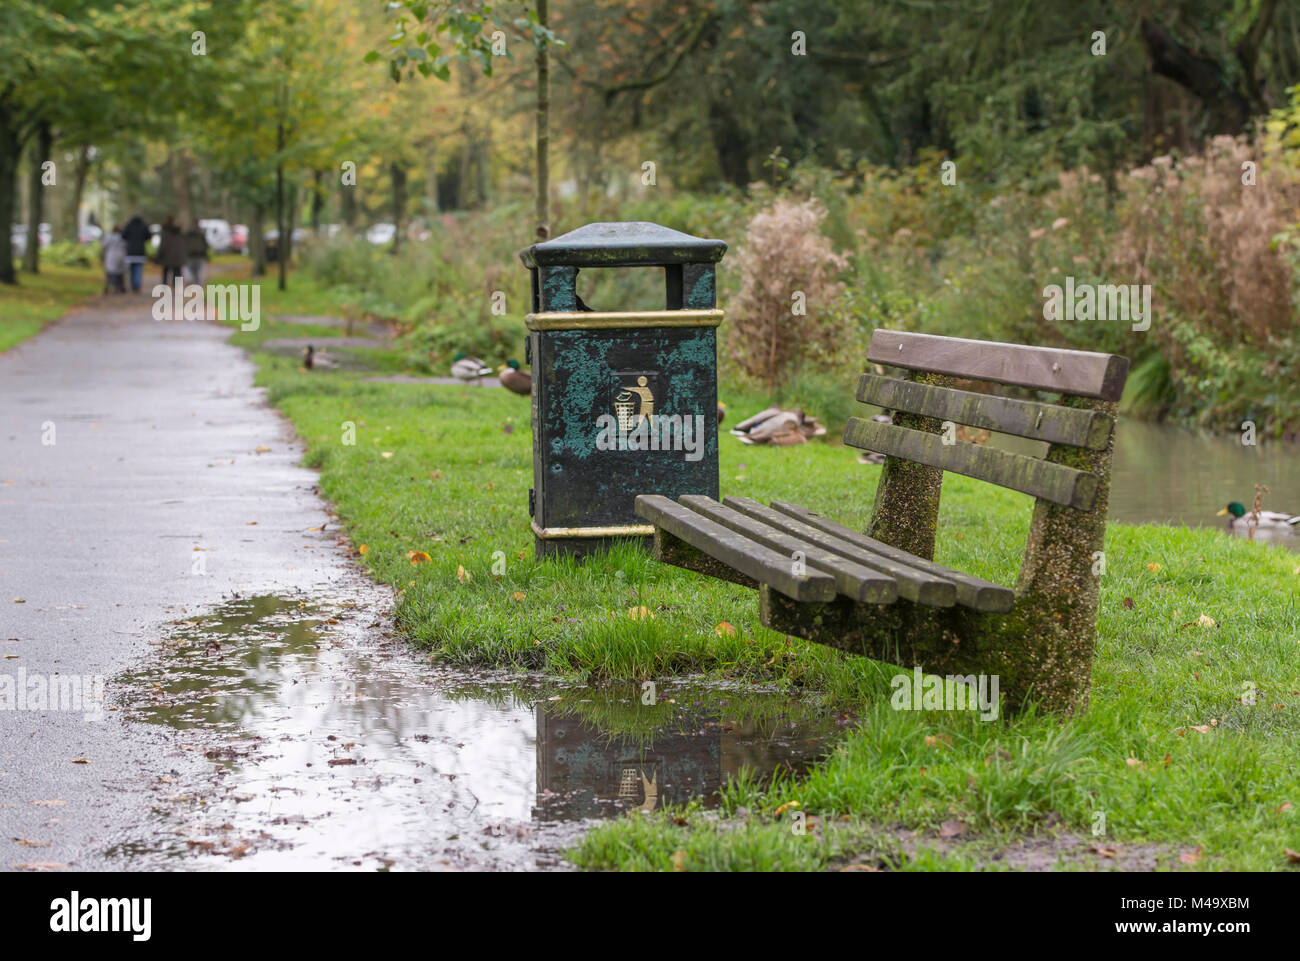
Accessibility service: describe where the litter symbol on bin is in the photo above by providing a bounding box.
[613,372,656,432]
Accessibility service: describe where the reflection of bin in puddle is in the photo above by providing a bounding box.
[532,700,839,822]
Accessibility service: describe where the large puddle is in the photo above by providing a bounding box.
[111,595,848,870]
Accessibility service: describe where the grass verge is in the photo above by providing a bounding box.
[229,312,1300,872]
[0,264,103,352]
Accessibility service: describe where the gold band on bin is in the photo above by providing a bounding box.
[531,521,655,539]
[525,309,723,331]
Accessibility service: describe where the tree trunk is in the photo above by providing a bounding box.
[340,176,356,228]
[22,121,52,274]
[169,148,194,226]
[1140,18,1254,135]
[0,102,21,285]
[282,180,297,265]
[311,168,323,234]
[390,162,406,254]
[535,0,550,240]
[707,98,750,188]
[250,204,266,277]
[276,115,286,291]
[62,145,92,242]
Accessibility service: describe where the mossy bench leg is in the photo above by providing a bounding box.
[855,387,1115,716]
[989,394,1117,714]
[868,372,947,560]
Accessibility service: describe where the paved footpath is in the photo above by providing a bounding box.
[0,293,388,869]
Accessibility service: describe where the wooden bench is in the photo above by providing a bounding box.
[636,329,1130,715]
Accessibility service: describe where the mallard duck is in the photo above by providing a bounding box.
[1217,502,1300,530]
[451,353,492,384]
[498,359,531,395]
[302,344,338,370]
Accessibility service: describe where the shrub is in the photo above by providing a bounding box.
[728,197,846,397]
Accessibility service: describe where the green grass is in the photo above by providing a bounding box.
[227,315,1300,872]
[0,263,103,352]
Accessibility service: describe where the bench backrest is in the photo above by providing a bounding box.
[844,330,1130,510]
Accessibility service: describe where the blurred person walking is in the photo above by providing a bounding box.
[121,213,150,293]
[183,221,209,285]
[158,215,185,286]
[101,224,126,294]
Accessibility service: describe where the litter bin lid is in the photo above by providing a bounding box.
[520,221,726,269]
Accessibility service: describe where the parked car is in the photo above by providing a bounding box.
[10,223,52,255]
[198,218,232,253]
[229,224,249,253]
[365,222,396,246]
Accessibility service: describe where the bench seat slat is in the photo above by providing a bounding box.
[856,373,1113,450]
[721,496,957,606]
[633,495,836,602]
[843,416,1098,509]
[867,330,1129,401]
[764,500,1015,613]
[678,496,898,604]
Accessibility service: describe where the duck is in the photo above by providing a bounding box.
[302,344,338,370]
[730,407,827,446]
[498,359,531,395]
[451,353,493,384]
[1217,502,1300,530]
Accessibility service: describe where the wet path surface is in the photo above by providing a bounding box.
[1,297,843,870]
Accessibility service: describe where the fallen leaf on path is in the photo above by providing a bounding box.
[358,544,368,555]
[70,758,89,765]
[15,838,50,847]
[327,758,357,766]
[12,862,65,871]
[1091,846,1118,858]
[255,445,271,453]
[840,864,881,872]
[939,820,965,838]
[1179,847,1203,865]
[30,800,66,807]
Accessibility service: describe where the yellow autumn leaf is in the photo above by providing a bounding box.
[627,606,654,620]
[407,551,431,564]
[1196,614,1216,628]
[381,451,394,459]
[1147,562,1161,572]
[456,565,471,583]
[358,544,369,555]
[510,591,526,603]
[255,445,271,453]
[715,621,736,636]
